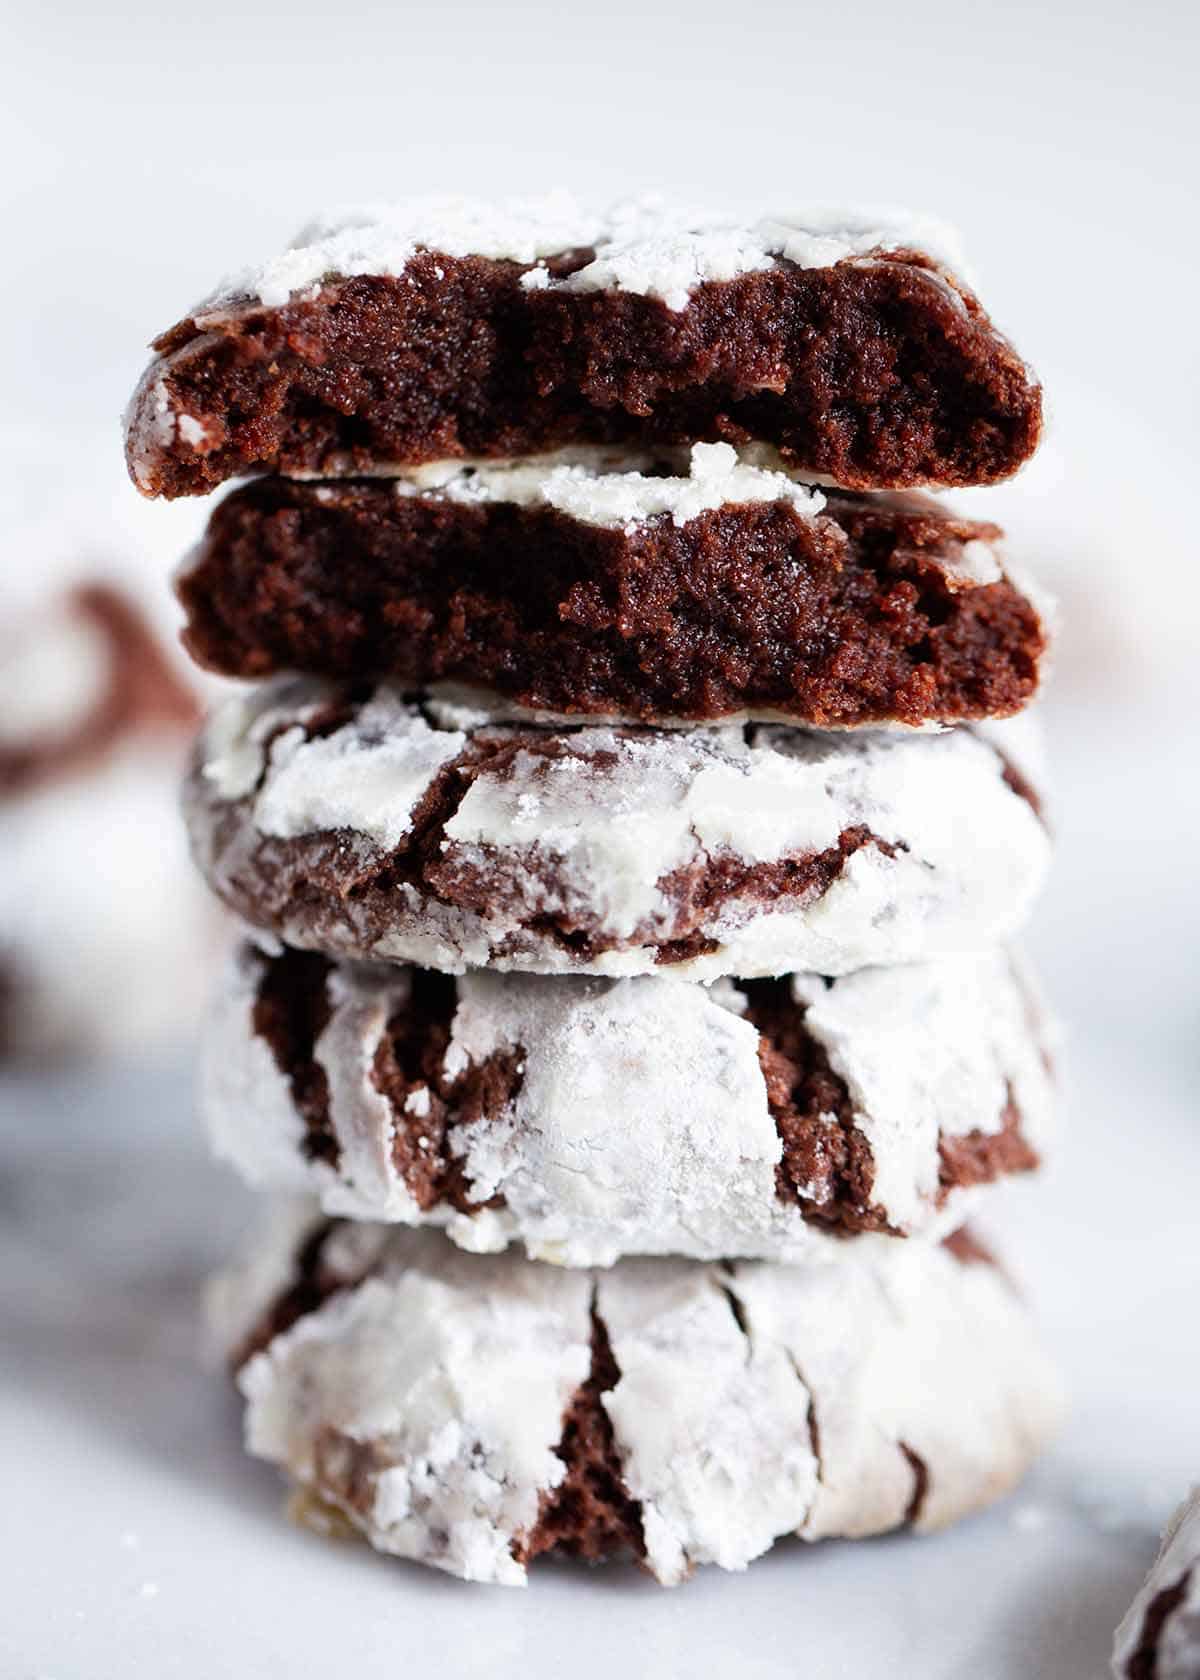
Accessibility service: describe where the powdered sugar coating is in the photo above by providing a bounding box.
[236,1229,591,1586]
[532,200,971,312]
[204,193,970,316]
[596,1259,818,1580]
[387,441,826,529]
[188,678,1051,980]
[1113,1488,1200,1679]
[792,957,1050,1230]
[207,1197,321,1363]
[205,946,1052,1265]
[219,1216,1063,1585]
[251,694,464,851]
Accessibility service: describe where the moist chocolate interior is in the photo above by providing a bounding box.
[131,250,1041,498]
[518,1308,646,1566]
[179,479,1044,727]
[0,585,198,797]
[247,946,1040,1239]
[937,1096,1039,1193]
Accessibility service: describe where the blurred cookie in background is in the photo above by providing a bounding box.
[0,430,226,1061]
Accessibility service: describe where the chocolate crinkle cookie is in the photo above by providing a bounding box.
[210,1206,1064,1586]
[183,676,1050,980]
[0,584,215,1058]
[1113,1489,1200,1679]
[205,941,1053,1265]
[0,583,197,799]
[126,196,1041,498]
[177,444,1051,728]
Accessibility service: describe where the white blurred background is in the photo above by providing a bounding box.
[1,2,1197,1674]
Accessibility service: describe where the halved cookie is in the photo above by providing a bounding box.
[178,446,1050,728]
[127,196,1041,498]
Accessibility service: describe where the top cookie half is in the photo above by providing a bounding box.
[125,195,1042,498]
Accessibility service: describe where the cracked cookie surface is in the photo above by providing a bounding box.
[205,941,1052,1264]
[184,677,1050,979]
[212,1207,1063,1585]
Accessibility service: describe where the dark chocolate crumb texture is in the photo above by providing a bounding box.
[213,1207,1064,1585]
[179,446,1049,727]
[185,676,1051,980]
[127,197,1041,498]
[206,939,1051,1265]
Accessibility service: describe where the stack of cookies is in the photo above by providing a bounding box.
[125,197,1062,1586]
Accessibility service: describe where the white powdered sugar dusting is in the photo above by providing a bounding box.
[442,971,776,1265]
[439,722,849,942]
[191,680,1052,980]
[792,951,1052,1231]
[208,191,601,311]
[597,1260,818,1582]
[235,1229,592,1585]
[389,441,826,530]
[203,193,969,315]
[199,679,329,803]
[201,683,467,849]
[203,951,314,1194]
[1113,1487,1200,1678]
[205,1198,322,1363]
[730,1240,1065,1542]
[204,947,1053,1265]
[528,198,971,312]
[942,536,1005,587]
[219,1216,1062,1584]
[311,965,429,1224]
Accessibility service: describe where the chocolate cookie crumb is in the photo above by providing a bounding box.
[128,249,1040,498]
[178,476,1046,727]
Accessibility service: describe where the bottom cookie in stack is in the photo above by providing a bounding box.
[211,1205,1063,1587]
